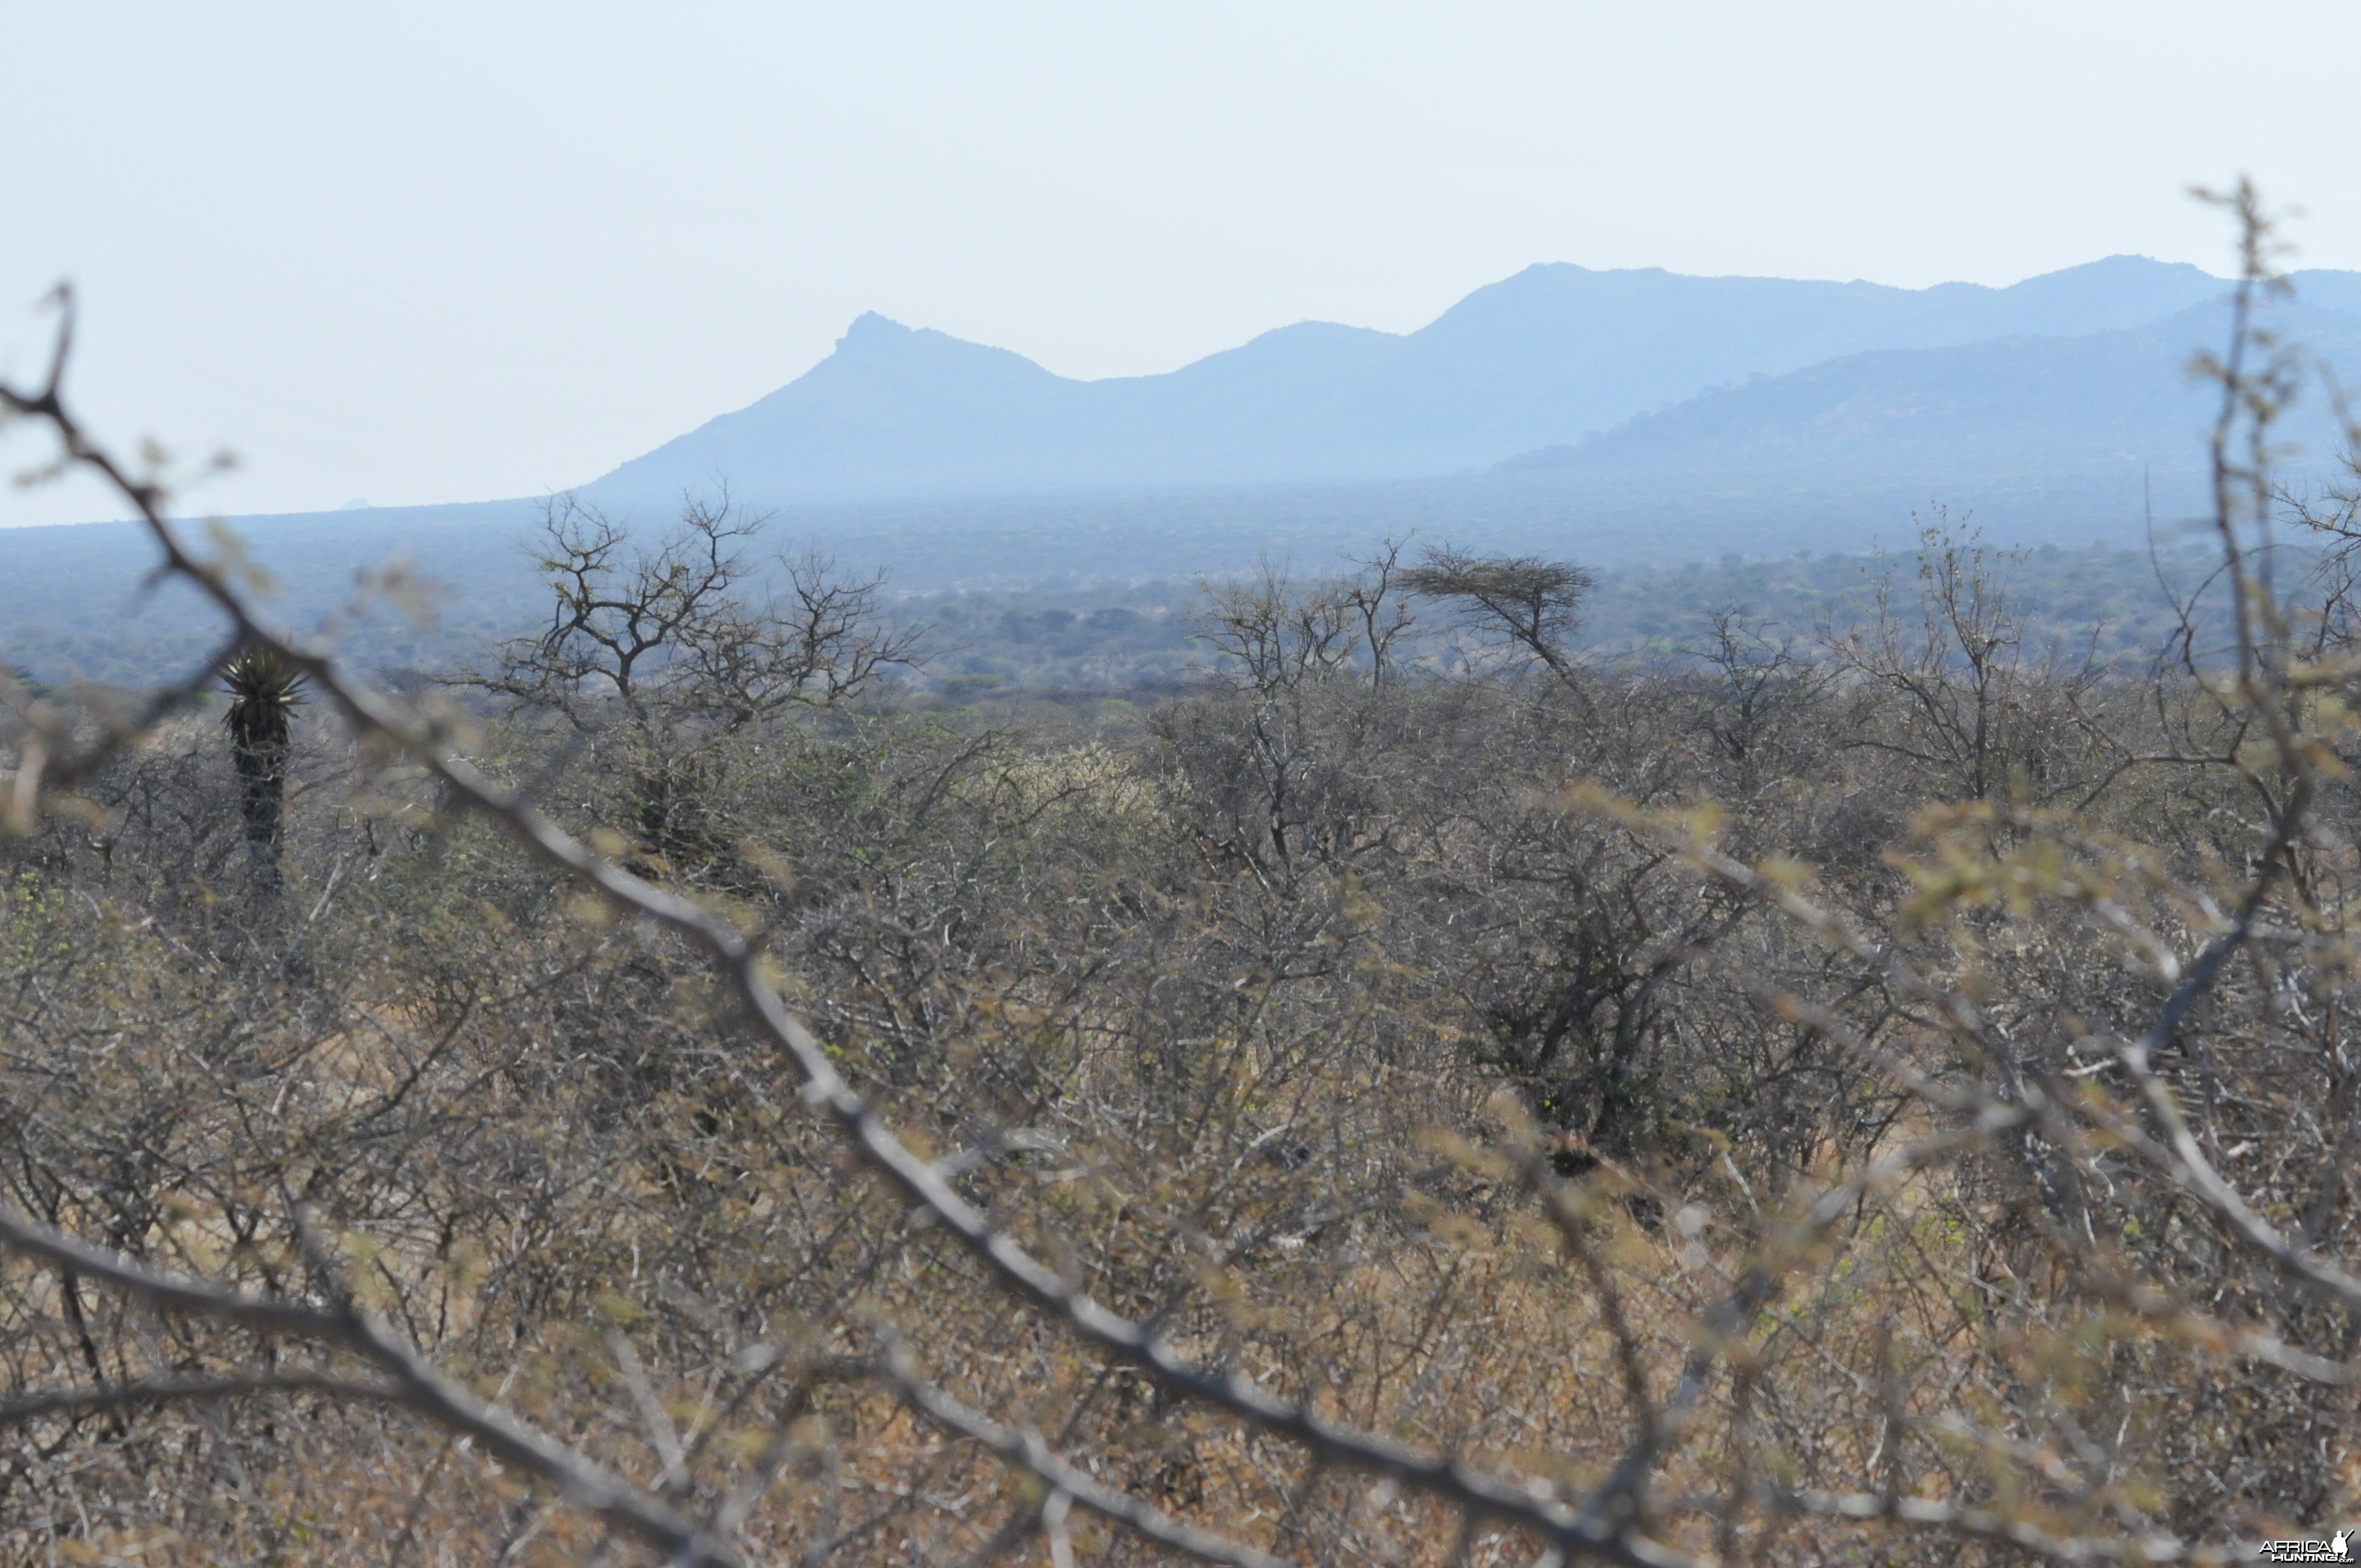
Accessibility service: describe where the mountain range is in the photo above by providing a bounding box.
[589,257,2361,507]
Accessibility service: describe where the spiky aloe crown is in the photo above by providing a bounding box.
[222,645,309,749]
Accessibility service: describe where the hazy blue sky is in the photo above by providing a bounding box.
[6,0,2359,525]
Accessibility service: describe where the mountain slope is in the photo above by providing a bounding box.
[1497,298,2361,486]
[590,256,2263,504]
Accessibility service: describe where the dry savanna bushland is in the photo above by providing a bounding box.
[0,186,2357,1567]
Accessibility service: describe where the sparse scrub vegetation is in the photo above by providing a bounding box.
[0,188,2355,1568]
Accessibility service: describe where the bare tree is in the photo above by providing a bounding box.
[465,487,919,870]
[1685,609,1829,796]
[1194,546,1414,695]
[476,487,917,731]
[1822,512,2108,802]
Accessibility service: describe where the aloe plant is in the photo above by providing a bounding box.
[222,644,308,862]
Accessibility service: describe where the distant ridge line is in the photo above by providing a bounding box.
[589,254,2292,505]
